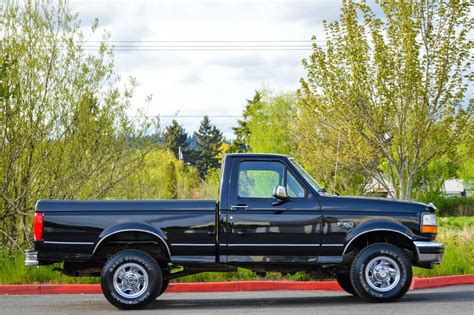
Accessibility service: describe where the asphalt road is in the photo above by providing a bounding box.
[1,285,473,315]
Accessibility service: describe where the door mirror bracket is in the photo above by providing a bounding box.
[272,185,289,204]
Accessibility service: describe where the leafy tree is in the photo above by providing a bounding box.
[458,145,474,183]
[163,120,189,160]
[247,91,297,155]
[299,0,473,199]
[456,100,474,185]
[295,97,378,194]
[109,150,200,200]
[163,161,178,199]
[229,90,297,155]
[217,142,230,164]
[412,150,459,201]
[193,168,222,199]
[0,1,149,249]
[193,116,223,178]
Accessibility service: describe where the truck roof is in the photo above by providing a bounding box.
[224,153,290,158]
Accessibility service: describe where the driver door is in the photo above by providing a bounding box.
[221,157,322,264]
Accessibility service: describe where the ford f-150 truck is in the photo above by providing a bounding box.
[25,153,443,309]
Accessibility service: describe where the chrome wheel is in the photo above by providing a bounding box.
[113,262,149,298]
[364,256,400,292]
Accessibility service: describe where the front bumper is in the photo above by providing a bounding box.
[24,249,39,266]
[414,241,444,264]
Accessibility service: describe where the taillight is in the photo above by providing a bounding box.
[34,212,44,241]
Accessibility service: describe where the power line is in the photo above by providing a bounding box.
[83,39,473,43]
[75,40,328,51]
[139,115,243,118]
[79,43,325,51]
[81,45,318,48]
[132,115,299,117]
[84,40,327,43]
[83,48,315,51]
[82,45,316,47]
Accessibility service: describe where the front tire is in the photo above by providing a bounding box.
[101,249,162,310]
[350,243,412,302]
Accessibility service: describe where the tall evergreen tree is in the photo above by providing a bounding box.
[163,120,188,160]
[228,91,263,153]
[194,116,223,178]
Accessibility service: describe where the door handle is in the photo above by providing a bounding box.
[231,205,249,210]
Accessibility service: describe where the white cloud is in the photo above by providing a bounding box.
[69,0,341,137]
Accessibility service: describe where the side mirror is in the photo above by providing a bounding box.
[273,185,289,201]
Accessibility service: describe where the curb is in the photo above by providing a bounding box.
[0,275,473,295]
[167,280,344,293]
[409,274,474,290]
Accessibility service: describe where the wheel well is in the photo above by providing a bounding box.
[343,231,417,262]
[92,231,171,264]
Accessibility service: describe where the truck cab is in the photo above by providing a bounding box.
[219,154,324,264]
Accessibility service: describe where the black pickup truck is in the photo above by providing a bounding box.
[25,153,443,309]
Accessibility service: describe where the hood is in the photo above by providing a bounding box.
[318,195,435,213]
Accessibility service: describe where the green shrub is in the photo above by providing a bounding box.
[421,195,474,217]
[438,216,474,229]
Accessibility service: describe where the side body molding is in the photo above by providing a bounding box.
[92,222,171,257]
[342,219,415,256]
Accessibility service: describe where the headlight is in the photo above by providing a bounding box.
[421,212,437,234]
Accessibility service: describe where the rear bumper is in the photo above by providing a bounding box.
[24,249,39,266]
[414,241,444,264]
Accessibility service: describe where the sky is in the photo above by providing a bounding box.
[70,0,340,139]
[69,0,473,139]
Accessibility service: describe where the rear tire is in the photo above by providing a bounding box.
[336,272,356,295]
[101,249,162,310]
[350,243,412,303]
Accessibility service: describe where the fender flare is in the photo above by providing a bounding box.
[342,219,415,256]
[92,222,171,257]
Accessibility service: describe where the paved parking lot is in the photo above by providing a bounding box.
[1,285,473,315]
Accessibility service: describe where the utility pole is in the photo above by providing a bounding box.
[178,146,183,161]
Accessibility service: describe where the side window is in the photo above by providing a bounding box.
[287,170,307,198]
[238,161,284,198]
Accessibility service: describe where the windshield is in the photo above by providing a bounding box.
[289,158,325,193]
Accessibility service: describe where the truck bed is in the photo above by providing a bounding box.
[35,199,217,263]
